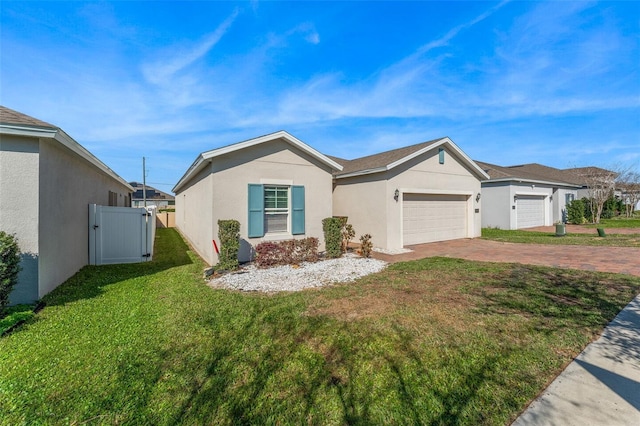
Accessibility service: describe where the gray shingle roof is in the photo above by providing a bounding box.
[475,161,586,186]
[334,138,442,176]
[0,105,57,129]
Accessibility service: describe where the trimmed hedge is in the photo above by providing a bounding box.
[322,217,343,258]
[254,238,319,268]
[0,231,21,315]
[217,220,240,271]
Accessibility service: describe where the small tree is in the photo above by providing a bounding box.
[217,220,240,271]
[570,167,618,224]
[359,234,373,258]
[341,224,355,253]
[0,232,21,315]
[617,169,640,218]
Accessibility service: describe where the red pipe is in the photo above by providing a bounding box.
[212,239,220,254]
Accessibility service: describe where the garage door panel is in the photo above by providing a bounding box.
[402,194,468,246]
[516,195,545,228]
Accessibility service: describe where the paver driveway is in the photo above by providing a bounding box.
[373,239,640,277]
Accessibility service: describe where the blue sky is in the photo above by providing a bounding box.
[2,1,638,193]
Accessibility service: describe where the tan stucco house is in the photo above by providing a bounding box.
[476,162,582,229]
[332,137,489,251]
[172,131,343,265]
[174,133,488,263]
[0,106,133,304]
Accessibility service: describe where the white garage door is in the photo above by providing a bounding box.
[516,195,545,228]
[402,194,468,246]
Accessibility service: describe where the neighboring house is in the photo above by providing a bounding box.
[476,162,582,229]
[332,137,488,251]
[129,182,175,208]
[173,131,342,265]
[0,106,133,304]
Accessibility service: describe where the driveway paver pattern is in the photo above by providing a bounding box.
[373,239,640,277]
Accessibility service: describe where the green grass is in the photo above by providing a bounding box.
[482,228,640,246]
[585,217,640,228]
[1,229,638,425]
[0,305,36,336]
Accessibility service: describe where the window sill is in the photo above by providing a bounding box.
[261,232,295,241]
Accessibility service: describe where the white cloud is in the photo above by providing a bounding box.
[142,8,239,85]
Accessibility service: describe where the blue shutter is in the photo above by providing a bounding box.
[291,185,305,235]
[438,148,445,164]
[248,184,264,238]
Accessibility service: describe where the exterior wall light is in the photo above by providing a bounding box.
[394,189,400,201]
[514,195,518,202]
[476,193,481,202]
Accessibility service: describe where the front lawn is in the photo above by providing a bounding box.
[585,217,640,228]
[1,229,638,425]
[482,228,640,246]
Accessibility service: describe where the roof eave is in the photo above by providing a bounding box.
[482,177,583,188]
[334,166,389,179]
[1,124,133,192]
[173,131,343,194]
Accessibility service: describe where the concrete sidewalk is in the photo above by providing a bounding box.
[512,295,640,425]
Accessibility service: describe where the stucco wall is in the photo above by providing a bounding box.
[211,140,334,263]
[480,183,512,229]
[174,166,214,265]
[332,175,387,249]
[175,139,335,265]
[38,139,132,300]
[0,135,40,304]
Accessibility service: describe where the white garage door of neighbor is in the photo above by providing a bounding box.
[516,195,546,228]
[402,194,468,246]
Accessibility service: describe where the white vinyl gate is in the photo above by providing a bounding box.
[89,204,156,265]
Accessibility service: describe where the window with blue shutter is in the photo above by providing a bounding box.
[248,184,264,237]
[291,186,305,235]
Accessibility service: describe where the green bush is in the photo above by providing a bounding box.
[217,220,240,271]
[602,195,623,219]
[0,232,21,315]
[322,217,343,258]
[566,199,585,224]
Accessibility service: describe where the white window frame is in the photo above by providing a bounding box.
[264,185,290,235]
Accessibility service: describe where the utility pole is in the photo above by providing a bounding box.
[142,157,147,208]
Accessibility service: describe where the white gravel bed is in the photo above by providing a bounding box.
[208,253,388,292]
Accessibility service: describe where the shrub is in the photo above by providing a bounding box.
[322,217,343,258]
[359,234,373,258]
[341,224,355,253]
[217,220,240,271]
[254,238,319,268]
[0,232,21,315]
[566,199,585,224]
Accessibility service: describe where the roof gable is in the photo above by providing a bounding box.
[334,137,489,180]
[173,131,343,193]
[0,106,132,192]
